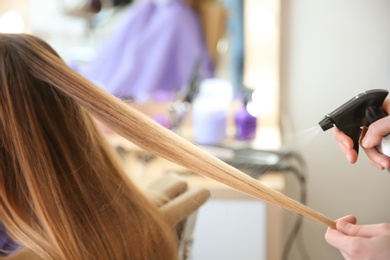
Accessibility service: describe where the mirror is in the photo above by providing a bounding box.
[0,0,280,146]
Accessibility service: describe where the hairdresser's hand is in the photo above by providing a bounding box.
[334,99,390,169]
[325,215,390,260]
[359,99,390,170]
[335,124,390,169]
[334,126,359,164]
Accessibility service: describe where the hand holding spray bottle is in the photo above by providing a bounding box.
[318,89,390,166]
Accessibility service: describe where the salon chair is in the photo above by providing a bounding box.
[5,173,210,260]
[147,173,211,260]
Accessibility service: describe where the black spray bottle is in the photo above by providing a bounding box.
[318,89,390,157]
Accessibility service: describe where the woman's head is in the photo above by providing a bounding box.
[0,33,177,259]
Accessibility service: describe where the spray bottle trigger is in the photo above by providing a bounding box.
[366,106,388,126]
[342,128,362,155]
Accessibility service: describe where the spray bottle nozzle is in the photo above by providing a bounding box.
[319,89,389,154]
[318,116,333,131]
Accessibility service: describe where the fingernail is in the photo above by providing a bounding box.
[380,161,388,170]
[337,220,349,231]
[361,137,370,147]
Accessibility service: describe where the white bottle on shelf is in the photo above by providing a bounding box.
[192,78,233,145]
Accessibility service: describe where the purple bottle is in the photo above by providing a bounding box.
[235,101,257,141]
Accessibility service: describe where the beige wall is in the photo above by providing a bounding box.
[281,1,390,259]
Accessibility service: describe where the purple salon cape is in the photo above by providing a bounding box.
[80,0,214,102]
[0,222,21,256]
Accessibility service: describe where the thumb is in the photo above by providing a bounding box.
[337,220,360,235]
[337,220,385,238]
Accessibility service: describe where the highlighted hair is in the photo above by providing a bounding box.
[0,34,177,259]
[0,33,335,258]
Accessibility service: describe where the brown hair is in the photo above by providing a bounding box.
[0,34,178,259]
[0,33,335,258]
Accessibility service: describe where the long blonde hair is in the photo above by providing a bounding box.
[0,33,336,259]
[0,34,178,259]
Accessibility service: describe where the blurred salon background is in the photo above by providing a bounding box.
[2,1,390,260]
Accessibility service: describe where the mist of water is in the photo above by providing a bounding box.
[284,125,323,147]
